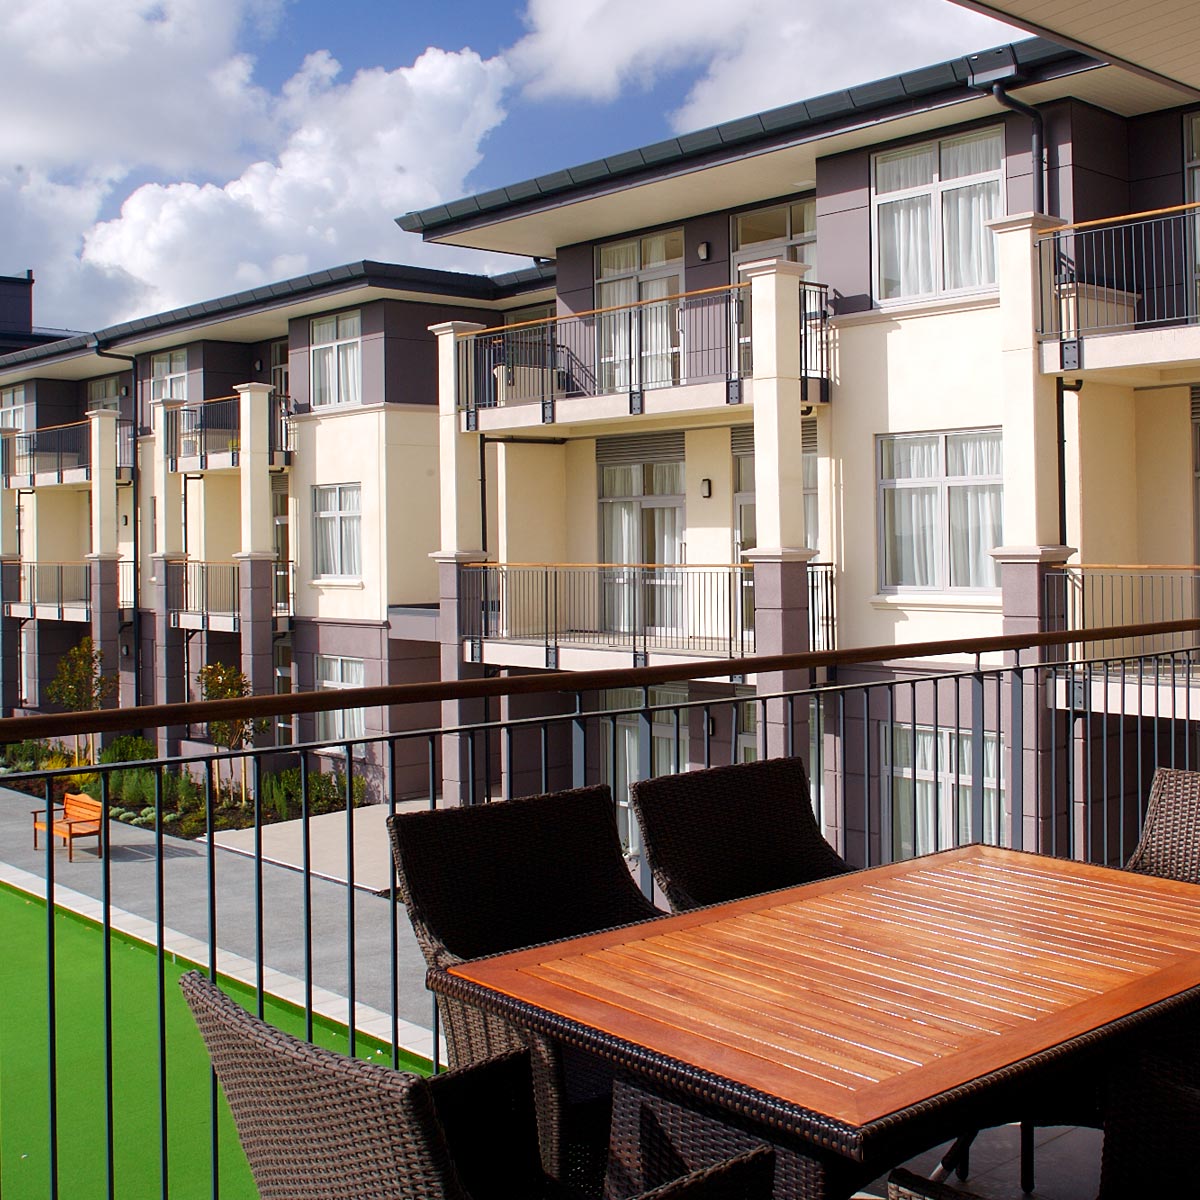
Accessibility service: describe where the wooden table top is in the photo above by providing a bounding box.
[447,846,1200,1130]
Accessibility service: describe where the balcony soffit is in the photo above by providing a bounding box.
[950,1,1200,94]
[421,65,1187,260]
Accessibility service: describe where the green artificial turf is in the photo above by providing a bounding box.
[0,883,429,1199]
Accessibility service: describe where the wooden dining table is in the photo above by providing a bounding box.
[431,846,1200,1198]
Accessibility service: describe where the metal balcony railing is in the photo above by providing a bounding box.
[1044,564,1200,661]
[8,561,91,614]
[454,281,831,422]
[118,559,136,609]
[166,560,239,620]
[273,559,295,616]
[117,418,135,472]
[5,617,1200,1196]
[458,560,836,662]
[269,391,295,457]
[2,419,91,478]
[1037,202,1200,340]
[165,396,240,465]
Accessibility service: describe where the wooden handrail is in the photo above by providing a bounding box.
[1043,199,1200,235]
[458,282,751,339]
[3,617,1198,744]
[8,417,92,435]
[461,561,755,570]
[1061,563,1200,571]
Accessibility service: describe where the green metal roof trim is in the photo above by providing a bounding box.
[397,37,1094,236]
[0,260,554,371]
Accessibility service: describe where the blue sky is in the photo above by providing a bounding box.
[0,1,1021,329]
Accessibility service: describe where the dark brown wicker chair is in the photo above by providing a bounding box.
[1126,766,1200,883]
[628,756,850,912]
[1097,766,1200,1196]
[887,1168,984,1199]
[180,971,775,1200]
[386,785,665,1190]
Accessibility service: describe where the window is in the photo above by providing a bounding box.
[274,641,293,747]
[873,128,1003,301]
[311,311,361,407]
[600,685,689,855]
[878,430,1003,591]
[150,350,188,402]
[732,199,818,375]
[0,384,25,431]
[314,654,365,745]
[87,376,121,411]
[883,724,1004,860]
[595,231,683,392]
[1186,117,1200,310]
[312,484,361,578]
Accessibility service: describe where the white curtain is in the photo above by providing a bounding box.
[943,181,1001,290]
[340,485,362,578]
[312,344,334,407]
[876,144,936,193]
[947,431,1003,588]
[639,277,679,389]
[941,131,1002,180]
[644,505,682,631]
[878,196,934,300]
[598,240,638,279]
[602,500,639,632]
[314,487,338,575]
[597,278,636,392]
[883,487,938,587]
[337,340,361,406]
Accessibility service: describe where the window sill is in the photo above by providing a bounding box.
[870,592,1001,614]
[834,292,999,326]
[308,577,364,590]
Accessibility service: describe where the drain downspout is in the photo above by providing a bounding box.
[990,83,1045,214]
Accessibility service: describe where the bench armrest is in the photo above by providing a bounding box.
[31,806,66,819]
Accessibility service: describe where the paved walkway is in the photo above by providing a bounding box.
[0,785,438,1062]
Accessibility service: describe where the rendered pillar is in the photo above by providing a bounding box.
[0,463,18,713]
[87,408,121,709]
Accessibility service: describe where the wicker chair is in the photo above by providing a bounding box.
[1097,766,1200,1196]
[179,971,775,1200]
[887,1168,984,1199]
[1125,766,1200,883]
[628,756,850,912]
[387,785,665,1190]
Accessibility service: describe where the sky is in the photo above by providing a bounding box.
[1,0,1022,332]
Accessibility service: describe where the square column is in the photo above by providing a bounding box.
[234,382,274,557]
[152,553,186,755]
[430,321,485,556]
[237,553,276,699]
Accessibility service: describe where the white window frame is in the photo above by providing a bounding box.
[87,376,121,412]
[1,383,26,431]
[314,654,366,747]
[310,311,361,408]
[150,349,188,403]
[882,723,1005,860]
[1185,115,1200,315]
[877,428,1003,594]
[312,483,361,579]
[870,127,1005,304]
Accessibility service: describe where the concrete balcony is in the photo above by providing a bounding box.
[166,559,240,631]
[0,418,134,488]
[164,393,293,473]
[3,560,91,621]
[1036,204,1200,384]
[457,561,835,669]
[453,281,830,432]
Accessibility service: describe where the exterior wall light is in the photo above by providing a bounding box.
[701,478,712,498]
[697,242,710,261]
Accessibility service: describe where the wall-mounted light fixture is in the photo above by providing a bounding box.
[697,242,711,262]
[701,478,712,498]
[253,358,264,372]
[121,644,130,658]
[122,514,129,527]
[120,386,129,396]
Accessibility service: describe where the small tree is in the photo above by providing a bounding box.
[196,662,263,804]
[45,636,117,765]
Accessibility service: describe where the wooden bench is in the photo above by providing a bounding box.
[32,792,104,862]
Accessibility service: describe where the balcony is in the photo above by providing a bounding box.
[1,418,136,488]
[455,281,829,429]
[166,560,240,631]
[1,618,1195,1198]
[164,397,239,469]
[458,561,835,668]
[1036,203,1200,381]
[3,561,91,621]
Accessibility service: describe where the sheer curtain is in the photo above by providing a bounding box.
[597,278,636,393]
[943,182,1001,290]
[948,432,1003,588]
[311,344,333,407]
[881,437,939,587]
[340,485,362,578]
[639,277,679,389]
[878,196,934,299]
[337,340,361,407]
[602,497,639,633]
[314,487,338,575]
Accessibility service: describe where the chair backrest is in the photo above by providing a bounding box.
[387,785,662,965]
[179,971,467,1200]
[629,757,850,911]
[1126,766,1200,884]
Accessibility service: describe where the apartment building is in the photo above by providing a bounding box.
[400,35,1200,844]
[0,260,553,786]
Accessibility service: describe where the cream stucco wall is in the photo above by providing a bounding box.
[198,473,241,562]
[1134,386,1192,565]
[29,489,90,561]
[831,302,1007,650]
[565,439,599,563]
[684,427,734,565]
[496,442,567,563]
[293,404,439,622]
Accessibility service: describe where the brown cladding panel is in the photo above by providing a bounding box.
[555,243,594,317]
[199,341,255,400]
[684,212,732,293]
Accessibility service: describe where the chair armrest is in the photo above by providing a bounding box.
[888,1168,986,1199]
[637,1146,775,1200]
[31,807,65,819]
[426,1050,546,1196]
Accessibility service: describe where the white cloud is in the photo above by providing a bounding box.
[510,0,1021,129]
[81,47,517,320]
